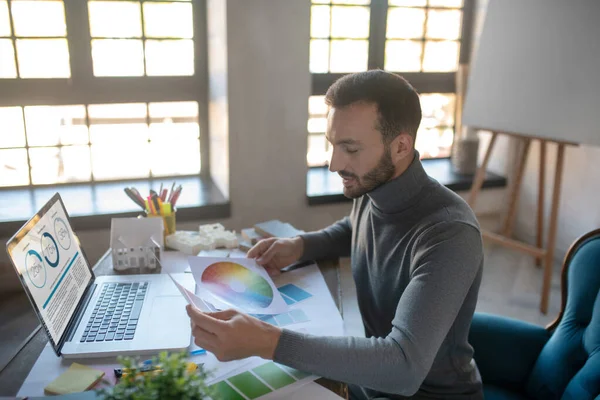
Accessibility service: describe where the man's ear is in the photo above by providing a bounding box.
[389,132,414,164]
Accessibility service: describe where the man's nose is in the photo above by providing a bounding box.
[329,148,341,173]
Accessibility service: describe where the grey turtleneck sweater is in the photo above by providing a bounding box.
[273,153,484,399]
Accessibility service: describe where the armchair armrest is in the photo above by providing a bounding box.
[469,312,550,391]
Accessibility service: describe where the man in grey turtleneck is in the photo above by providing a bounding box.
[186,70,484,399]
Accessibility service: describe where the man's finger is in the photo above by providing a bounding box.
[208,309,237,321]
[247,238,277,259]
[265,265,281,276]
[186,304,225,334]
[256,242,280,265]
[191,325,218,350]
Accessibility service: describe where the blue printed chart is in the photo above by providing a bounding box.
[54,217,72,250]
[41,232,59,268]
[25,250,46,289]
[251,284,314,328]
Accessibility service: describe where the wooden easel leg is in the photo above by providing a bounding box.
[536,141,547,267]
[503,138,531,238]
[468,132,497,208]
[541,143,565,314]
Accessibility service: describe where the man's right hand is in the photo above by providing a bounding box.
[246,237,304,276]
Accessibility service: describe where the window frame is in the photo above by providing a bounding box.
[309,0,475,164]
[0,0,210,189]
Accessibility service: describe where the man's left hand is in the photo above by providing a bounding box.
[186,305,282,362]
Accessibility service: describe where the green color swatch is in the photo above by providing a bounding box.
[227,372,272,399]
[252,362,296,389]
[277,364,311,380]
[209,381,245,400]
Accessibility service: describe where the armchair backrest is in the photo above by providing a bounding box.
[526,229,600,400]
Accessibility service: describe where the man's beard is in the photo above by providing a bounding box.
[339,147,396,199]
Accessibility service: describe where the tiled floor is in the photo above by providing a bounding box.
[339,243,563,337]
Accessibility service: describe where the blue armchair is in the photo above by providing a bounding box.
[469,229,600,400]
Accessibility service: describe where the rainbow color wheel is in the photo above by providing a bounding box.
[201,261,274,309]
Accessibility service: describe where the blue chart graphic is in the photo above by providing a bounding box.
[54,218,71,250]
[42,232,60,268]
[26,250,46,289]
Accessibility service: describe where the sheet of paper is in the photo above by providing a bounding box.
[169,273,211,312]
[188,257,289,314]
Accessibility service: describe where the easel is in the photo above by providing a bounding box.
[468,130,575,314]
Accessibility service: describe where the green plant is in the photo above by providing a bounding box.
[97,351,218,400]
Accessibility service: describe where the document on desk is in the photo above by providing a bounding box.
[188,256,290,315]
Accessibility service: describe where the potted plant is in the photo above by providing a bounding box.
[97,351,217,400]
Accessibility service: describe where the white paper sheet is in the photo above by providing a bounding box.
[169,273,211,312]
[188,257,289,315]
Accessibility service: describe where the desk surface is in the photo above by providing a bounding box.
[0,250,346,398]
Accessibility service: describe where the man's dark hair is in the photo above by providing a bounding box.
[324,70,422,143]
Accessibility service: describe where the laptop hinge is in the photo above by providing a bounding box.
[64,283,97,344]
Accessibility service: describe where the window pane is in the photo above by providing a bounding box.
[0,1,10,36]
[143,2,193,38]
[426,9,461,40]
[88,103,147,120]
[16,39,70,78]
[420,93,455,128]
[428,0,463,8]
[0,107,26,148]
[330,39,368,72]
[384,40,422,71]
[29,146,92,184]
[422,40,458,71]
[308,95,328,116]
[24,106,88,147]
[386,7,425,39]
[307,134,329,167]
[331,6,369,39]
[88,1,141,38]
[91,142,149,180]
[149,101,198,120]
[145,39,194,76]
[310,39,329,73]
[91,39,144,76]
[332,0,370,4]
[389,0,426,6]
[88,103,148,180]
[0,39,17,78]
[416,127,453,158]
[310,5,330,38]
[11,1,66,37]
[149,128,200,177]
[308,117,327,133]
[148,101,200,176]
[0,148,29,186]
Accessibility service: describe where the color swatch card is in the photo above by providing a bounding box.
[277,284,313,305]
[188,257,289,314]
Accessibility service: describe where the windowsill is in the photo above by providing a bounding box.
[0,176,230,237]
[307,158,507,205]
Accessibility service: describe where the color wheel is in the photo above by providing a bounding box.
[201,261,274,309]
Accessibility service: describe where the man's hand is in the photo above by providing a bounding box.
[186,305,282,362]
[246,237,304,276]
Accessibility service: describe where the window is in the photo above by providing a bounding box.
[0,0,207,188]
[308,0,472,167]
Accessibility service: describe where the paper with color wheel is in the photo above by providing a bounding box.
[188,257,289,314]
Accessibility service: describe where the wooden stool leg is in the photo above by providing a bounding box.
[503,138,531,238]
[536,141,547,267]
[468,132,497,208]
[541,143,565,314]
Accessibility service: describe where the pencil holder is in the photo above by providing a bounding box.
[144,208,176,242]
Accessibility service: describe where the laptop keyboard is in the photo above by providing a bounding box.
[80,282,148,343]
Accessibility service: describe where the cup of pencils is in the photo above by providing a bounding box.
[124,183,183,241]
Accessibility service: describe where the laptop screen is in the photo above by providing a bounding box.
[6,194,93,345]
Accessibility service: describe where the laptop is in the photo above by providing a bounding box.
[5,193,193,359]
